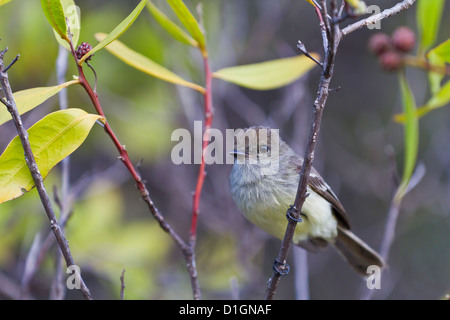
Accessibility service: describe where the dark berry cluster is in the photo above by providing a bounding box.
[368,26,416,72]
[75,42,93,61]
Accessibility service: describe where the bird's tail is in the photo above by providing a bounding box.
[333,226,385,276]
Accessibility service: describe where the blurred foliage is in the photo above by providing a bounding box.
[0,0,449,300]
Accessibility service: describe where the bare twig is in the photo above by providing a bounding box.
[264,0,417,300]
[342,0,417,37]
[3,54,19,72]
[293,246,309,300]
[120,269,126,300]
[0,47,93,300]
[186,54,214,300]
[20,233,42,299]
[264,0,340,299]
[0,270,34,300]
[362,163,425,300]
[49,44,71,301]
[70,42,201,299]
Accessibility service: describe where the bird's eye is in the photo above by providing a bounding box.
[259,145,270,154]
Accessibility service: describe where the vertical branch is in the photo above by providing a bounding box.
[264,0,417,300]
[0,48,93,300]
[264,1,341,299]
[120,269,126,300]
[50,45,70,300]
[70,43,202,299]
[184,53,213,301]
[190,55,213,246]
[362,163,425,300]
[56,45,70,199]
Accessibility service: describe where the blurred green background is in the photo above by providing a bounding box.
[0,0,449,300]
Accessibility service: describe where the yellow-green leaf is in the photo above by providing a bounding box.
[41,0,69,42]
[78,0,147,65]
[95,33,205,93]
[417,0,445,54]
[147,1,197,47]
[213,54,319,90]
[345,0,367,15]
[53,0,81,49]
[0,0,12,7]
[0,79,80,127]
[167,0,206,54]
[394,80,450,122]
[0,108,102,203]
[394,74,419,203]
[429,38,450,62]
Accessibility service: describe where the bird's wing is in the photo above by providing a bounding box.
[290,155,351,230]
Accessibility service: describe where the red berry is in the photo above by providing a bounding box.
[368,33,392,56]
[392,26,416,53]
[379,51,404,72]
[76,42,93,61]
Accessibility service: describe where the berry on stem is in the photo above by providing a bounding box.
[379,51,404,72]
[76,42,93,61]
[368,33,392,56]
[392,26,416,53]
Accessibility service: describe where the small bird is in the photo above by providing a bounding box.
[229,127,384,275]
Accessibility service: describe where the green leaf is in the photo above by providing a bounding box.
[167,0,206,54]
[429,38,450,62]
[213,55,319,90]
[427,39,450,94]
[41,0,69,42]
[345,0,367,15]
[95,33,205,93]
[0,109,102,203]
[78,0,147,65]
[0,0,12,7]
[417,0,445,54]
[394,80,450,122]
[0,80,80,127]
[53,0,81,49]
[147,1,197,47]
[394,74,419,203]
[426,79,450,111]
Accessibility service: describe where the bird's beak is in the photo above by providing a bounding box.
[229,150,248,159]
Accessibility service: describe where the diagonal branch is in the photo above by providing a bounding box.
[69,42,201,299]
[0,47,93,300]
[342,0,417,37]
[264,0,417,300]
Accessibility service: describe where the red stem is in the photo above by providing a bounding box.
[189,55,213,246]
[71,42,203,298]
[77,66,144,186]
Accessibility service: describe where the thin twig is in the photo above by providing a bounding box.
[49,44,70,301]
[20,233,42,299]
[0,270,35,300]
[342,0,417,37]
[293,246,309,300]
[186,54,214,300]
[362,163,425,300]
[69,41,202,299]
[120,269,126,300]
[3,54,19,72]
[264,0,418,300]
[264,2,340,299]
[0,47,93,300]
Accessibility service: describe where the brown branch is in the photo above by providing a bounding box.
[120,269,126,300]
[342,0,417,37]
[0,47,93,300]
[70,42,202,299]
[362,163,425,300]
[264,0,417,300]
[264,1,340,299]
[404,55,450,75]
